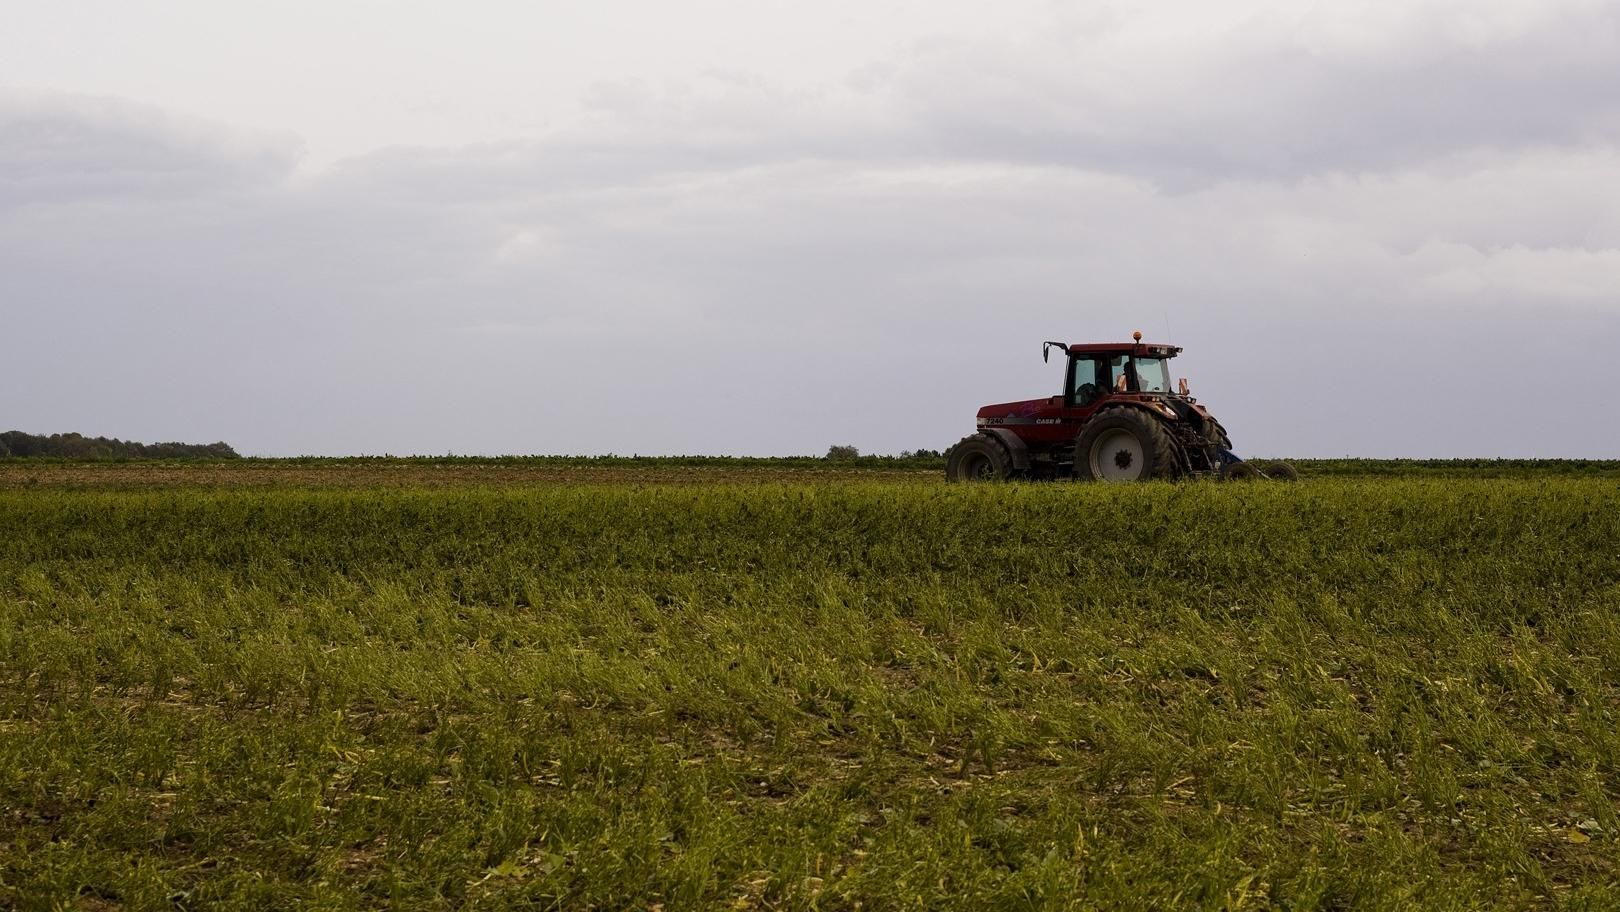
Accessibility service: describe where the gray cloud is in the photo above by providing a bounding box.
[0,90,299,207]
[884,2,1620,185]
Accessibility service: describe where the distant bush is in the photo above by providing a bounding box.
[825,445,860,461]
[901,448,942,460]
[0,431,238,460]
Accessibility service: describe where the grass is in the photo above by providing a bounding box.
[9,450,1620,476]
[0,453,948,471]
[2,470,1618,909]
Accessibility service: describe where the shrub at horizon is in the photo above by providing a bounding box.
[0,430,239,460]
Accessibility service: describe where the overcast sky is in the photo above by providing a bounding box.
[4,0,1618,458]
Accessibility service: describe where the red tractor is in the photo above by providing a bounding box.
[947,334,1295,482]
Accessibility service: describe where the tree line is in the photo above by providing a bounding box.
[0,431,239,459]
[825,445,942,461]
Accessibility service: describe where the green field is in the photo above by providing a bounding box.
[3,463,1619,909]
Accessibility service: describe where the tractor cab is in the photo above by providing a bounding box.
[1052,339,1187,408]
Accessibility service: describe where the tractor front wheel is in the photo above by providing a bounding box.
[1074,408,1176,482]
[946,434,1014,482]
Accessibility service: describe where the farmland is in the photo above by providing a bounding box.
[2,461,1619,909]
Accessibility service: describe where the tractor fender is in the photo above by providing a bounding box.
[1103,400,1180,426]
[980,428,1031,472]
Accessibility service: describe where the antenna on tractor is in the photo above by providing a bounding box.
[1042,341,1067,363]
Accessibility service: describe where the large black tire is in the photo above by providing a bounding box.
[1203,417,1232,450]
[946,434,1014,482]
[1073,408,1177,482]
[1261,461,1299,481]
[1222,462,1263,481]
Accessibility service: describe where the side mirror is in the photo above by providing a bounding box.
[1177,378,1190,395]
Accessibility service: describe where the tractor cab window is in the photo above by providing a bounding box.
[1108,356,1130,393]
[1070,355,1105,406]
[1133,357,1173,393]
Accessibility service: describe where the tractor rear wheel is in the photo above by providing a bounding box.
[946,434,1014,482]
[1073,408,1176,482]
